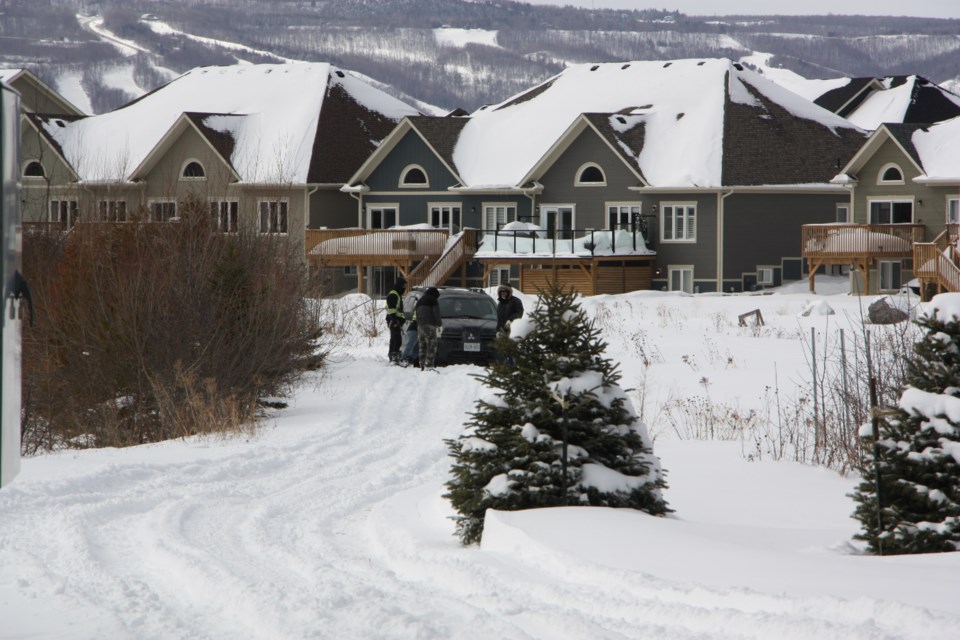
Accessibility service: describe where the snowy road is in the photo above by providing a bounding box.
[3,290,959,640]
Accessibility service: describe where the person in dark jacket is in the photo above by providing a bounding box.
[415,287,442,370]
[385,276,406,364]
[400,312,419,367]
[496,283,523,333]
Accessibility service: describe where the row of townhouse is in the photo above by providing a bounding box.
[7,60,960,298]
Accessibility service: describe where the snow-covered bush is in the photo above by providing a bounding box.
[445,283,670,545]
[851,293,960,554]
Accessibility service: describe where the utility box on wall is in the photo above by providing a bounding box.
[0,80,21,488]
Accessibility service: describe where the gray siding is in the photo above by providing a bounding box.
[310,189,361,229]
[537,127,643,229]
[650,194,718,291]
[723,192,842,290]
[366,131,459,192]
[854,137,954,240]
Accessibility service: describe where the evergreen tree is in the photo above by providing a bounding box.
[851,293,960,555]
[445,283,670,545]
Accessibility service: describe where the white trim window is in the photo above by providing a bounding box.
[489,265,511,288]
[668,266,694,293]
[575,162,606,186]
[540,205,575,239]
[210,200,239,233]
[483,203,516,233]
[23,160,45,178]
[757,267,774,286]
[428,203,461,232]
[868,199,913,224]
[607,203,641,229]
[181,159,206,180]
[98,200,127,222]
[661,202,696,242]
[259,199,288,234]
[148,200,177,222]
[877,163,904,185]
[947,197,960,225]
[836,203,850,223]
[367,205,398,229]
[399,164,428,188]
[49,199,78,227]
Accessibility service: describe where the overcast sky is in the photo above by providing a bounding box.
[523,0,960,19]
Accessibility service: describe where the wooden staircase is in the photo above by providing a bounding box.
[914,228,960,298]
[409,229,478,288]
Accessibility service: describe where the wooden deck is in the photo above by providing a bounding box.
[801,223,924,293]
[305,228,451,268]
[914,226,960,299]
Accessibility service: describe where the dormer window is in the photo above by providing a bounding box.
[181,160,206,179]
[575,163,606,186]
[24,161,45,178]
[878,163,904,185]
[400,165,428,188]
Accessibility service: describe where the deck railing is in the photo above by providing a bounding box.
[478,227,649,256]
[414,229,479,287]
[801,224,924,259]
[914,227,960,293]
[305,228,450,262]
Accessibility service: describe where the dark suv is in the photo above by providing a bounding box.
[403,287,499,366]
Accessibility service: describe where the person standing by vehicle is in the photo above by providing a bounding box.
[496,283,523,333]
[400,310,419,367]
[385,276,406,364]
[415,287,441,370]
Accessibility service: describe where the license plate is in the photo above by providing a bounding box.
[463,342,481,352]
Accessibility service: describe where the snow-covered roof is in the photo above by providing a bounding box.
[0,69,22,83]
[451,58,862,189]
[844,76,960,130]
[911,116,960,181]
[38,63,421,184]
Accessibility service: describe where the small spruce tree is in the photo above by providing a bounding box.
[851,293,960,554]
[445,283,670,545]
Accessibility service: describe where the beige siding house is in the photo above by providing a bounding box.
[803,119,960,296]
[17,63,421,278]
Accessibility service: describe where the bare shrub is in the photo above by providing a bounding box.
[21,199,324,451]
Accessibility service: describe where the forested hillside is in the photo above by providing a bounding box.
[2,0,958,113]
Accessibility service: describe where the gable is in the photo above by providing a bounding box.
[6,70,85,117]
[853,135,923,184]
[138,120,239,188]
[534,119,644,191]
[364,127,460,192]
[132,115,239,184]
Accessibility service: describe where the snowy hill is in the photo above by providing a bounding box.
[2,0,958,113]
[2,282,958,639]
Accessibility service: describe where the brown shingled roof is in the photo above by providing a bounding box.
[582,113,648,184]
[723,81,868,186]
[184,112,238,172]
[406,115,470,173]
[308,83,416,184]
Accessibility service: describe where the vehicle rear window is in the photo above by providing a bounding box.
[439,296,496,320]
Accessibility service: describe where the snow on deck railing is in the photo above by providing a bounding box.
[475,226,653,257]
[801,223,924,257]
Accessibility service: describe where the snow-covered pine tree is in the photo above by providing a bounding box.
[444,283,670,545]
[851,293,960,555]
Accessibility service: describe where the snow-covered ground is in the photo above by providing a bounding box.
[1,277,958,639]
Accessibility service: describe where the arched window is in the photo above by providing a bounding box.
[399,165,428,188]
[576,163,605,186]
[181,160,206,179]
[878,163,904,184]
[24,161,45,178]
